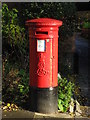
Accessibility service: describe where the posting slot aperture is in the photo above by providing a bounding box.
[36,31,48,35]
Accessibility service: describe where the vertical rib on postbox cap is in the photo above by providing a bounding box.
[25,18,62,27]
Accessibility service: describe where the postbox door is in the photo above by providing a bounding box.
[29,38,58,88]
[36,38,58,88]
[35,39,51,88]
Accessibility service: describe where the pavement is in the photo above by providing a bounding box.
[2,109,90,120]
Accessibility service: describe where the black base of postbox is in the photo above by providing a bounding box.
[29,86,58,114]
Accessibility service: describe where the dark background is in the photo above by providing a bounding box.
[75,2,90,11]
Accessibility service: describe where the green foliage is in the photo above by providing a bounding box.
[2,4,28,66]
[82,21,90,29]
[18,69,29,95]
[19,2,76,39]
[58,76,74,112]
[2,3,29,107]
[3,4,20,45]
[2,59,29,105]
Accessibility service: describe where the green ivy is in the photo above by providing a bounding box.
[58,76,74,112]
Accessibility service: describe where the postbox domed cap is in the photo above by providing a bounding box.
[26,18,62,27]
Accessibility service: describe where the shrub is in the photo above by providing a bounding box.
[2,3,29,68]
[17,69,29,96]
[58,74,74,112]
[2,59,29,105]
[19,2,77,38]
[82,21,90,29]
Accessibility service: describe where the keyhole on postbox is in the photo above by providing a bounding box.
[38,53,45,61]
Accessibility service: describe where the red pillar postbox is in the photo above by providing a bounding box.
[26,18,62,113]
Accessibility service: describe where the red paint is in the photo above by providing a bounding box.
[26,18,62,88]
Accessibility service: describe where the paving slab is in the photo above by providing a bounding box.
[75,116,90,120]
[2,110,35,118]
[2,109,90,120]
[34,112,73,118]
[2,110,74,119]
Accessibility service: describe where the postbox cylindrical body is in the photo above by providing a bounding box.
[26,18,62,113]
